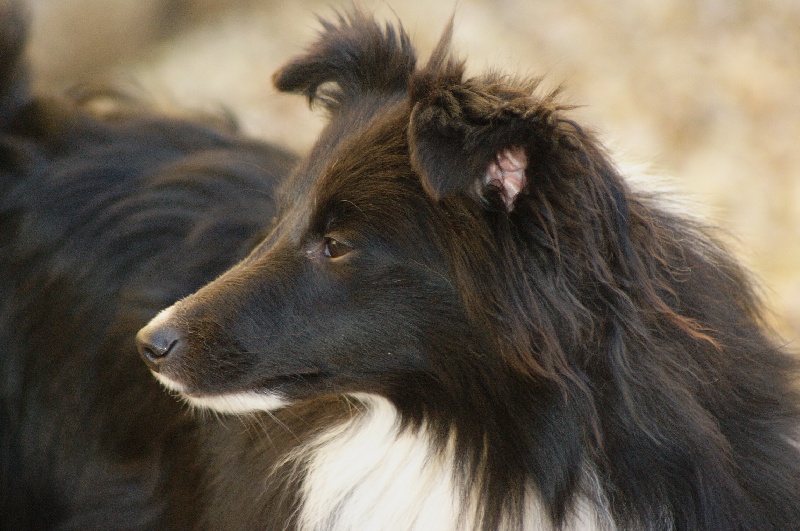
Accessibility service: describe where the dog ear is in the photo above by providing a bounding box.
[408,76,586,212]
[273,8,416,112]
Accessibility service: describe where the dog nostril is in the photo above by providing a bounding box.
[136,324,181,371]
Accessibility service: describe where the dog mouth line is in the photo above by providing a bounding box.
[253,367,329,390]
[192,369,330,414]
[154,367,329,398]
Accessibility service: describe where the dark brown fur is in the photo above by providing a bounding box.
[2,5,799,529]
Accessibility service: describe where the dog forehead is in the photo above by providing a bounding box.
[309,111,424,212]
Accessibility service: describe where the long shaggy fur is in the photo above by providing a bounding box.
[2,5,799,530]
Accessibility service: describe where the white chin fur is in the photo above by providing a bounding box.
[151,371,290,413]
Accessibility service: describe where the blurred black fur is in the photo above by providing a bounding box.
[0,3,295,527]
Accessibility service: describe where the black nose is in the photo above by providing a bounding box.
[136,323,182,372]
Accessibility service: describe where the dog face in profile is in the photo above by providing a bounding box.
[136,20,534,416]
[138,118,469,412]
[136,106,493,412]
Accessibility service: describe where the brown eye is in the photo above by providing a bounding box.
[323,237,352,259]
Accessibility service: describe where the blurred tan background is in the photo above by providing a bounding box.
[26,0,800,341]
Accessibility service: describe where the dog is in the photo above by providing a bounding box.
[3,3,800,529]
[0,3,295,528]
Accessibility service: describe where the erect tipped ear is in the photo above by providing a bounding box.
[408,77,583,211]
[273,8,416,112]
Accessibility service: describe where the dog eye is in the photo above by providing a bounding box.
[323,237,352,259]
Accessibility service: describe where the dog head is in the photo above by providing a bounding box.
[136,10,690,420]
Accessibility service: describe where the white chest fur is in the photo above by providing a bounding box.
[294,394,611,531]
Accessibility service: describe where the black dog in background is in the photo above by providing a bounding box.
[0,3,295,528]
[3,2,800,530]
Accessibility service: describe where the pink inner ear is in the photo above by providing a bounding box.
[484,147,528,211]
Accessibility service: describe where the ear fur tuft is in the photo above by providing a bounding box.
[273,8,416,112]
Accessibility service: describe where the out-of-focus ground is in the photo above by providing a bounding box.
[27,0,800,342]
